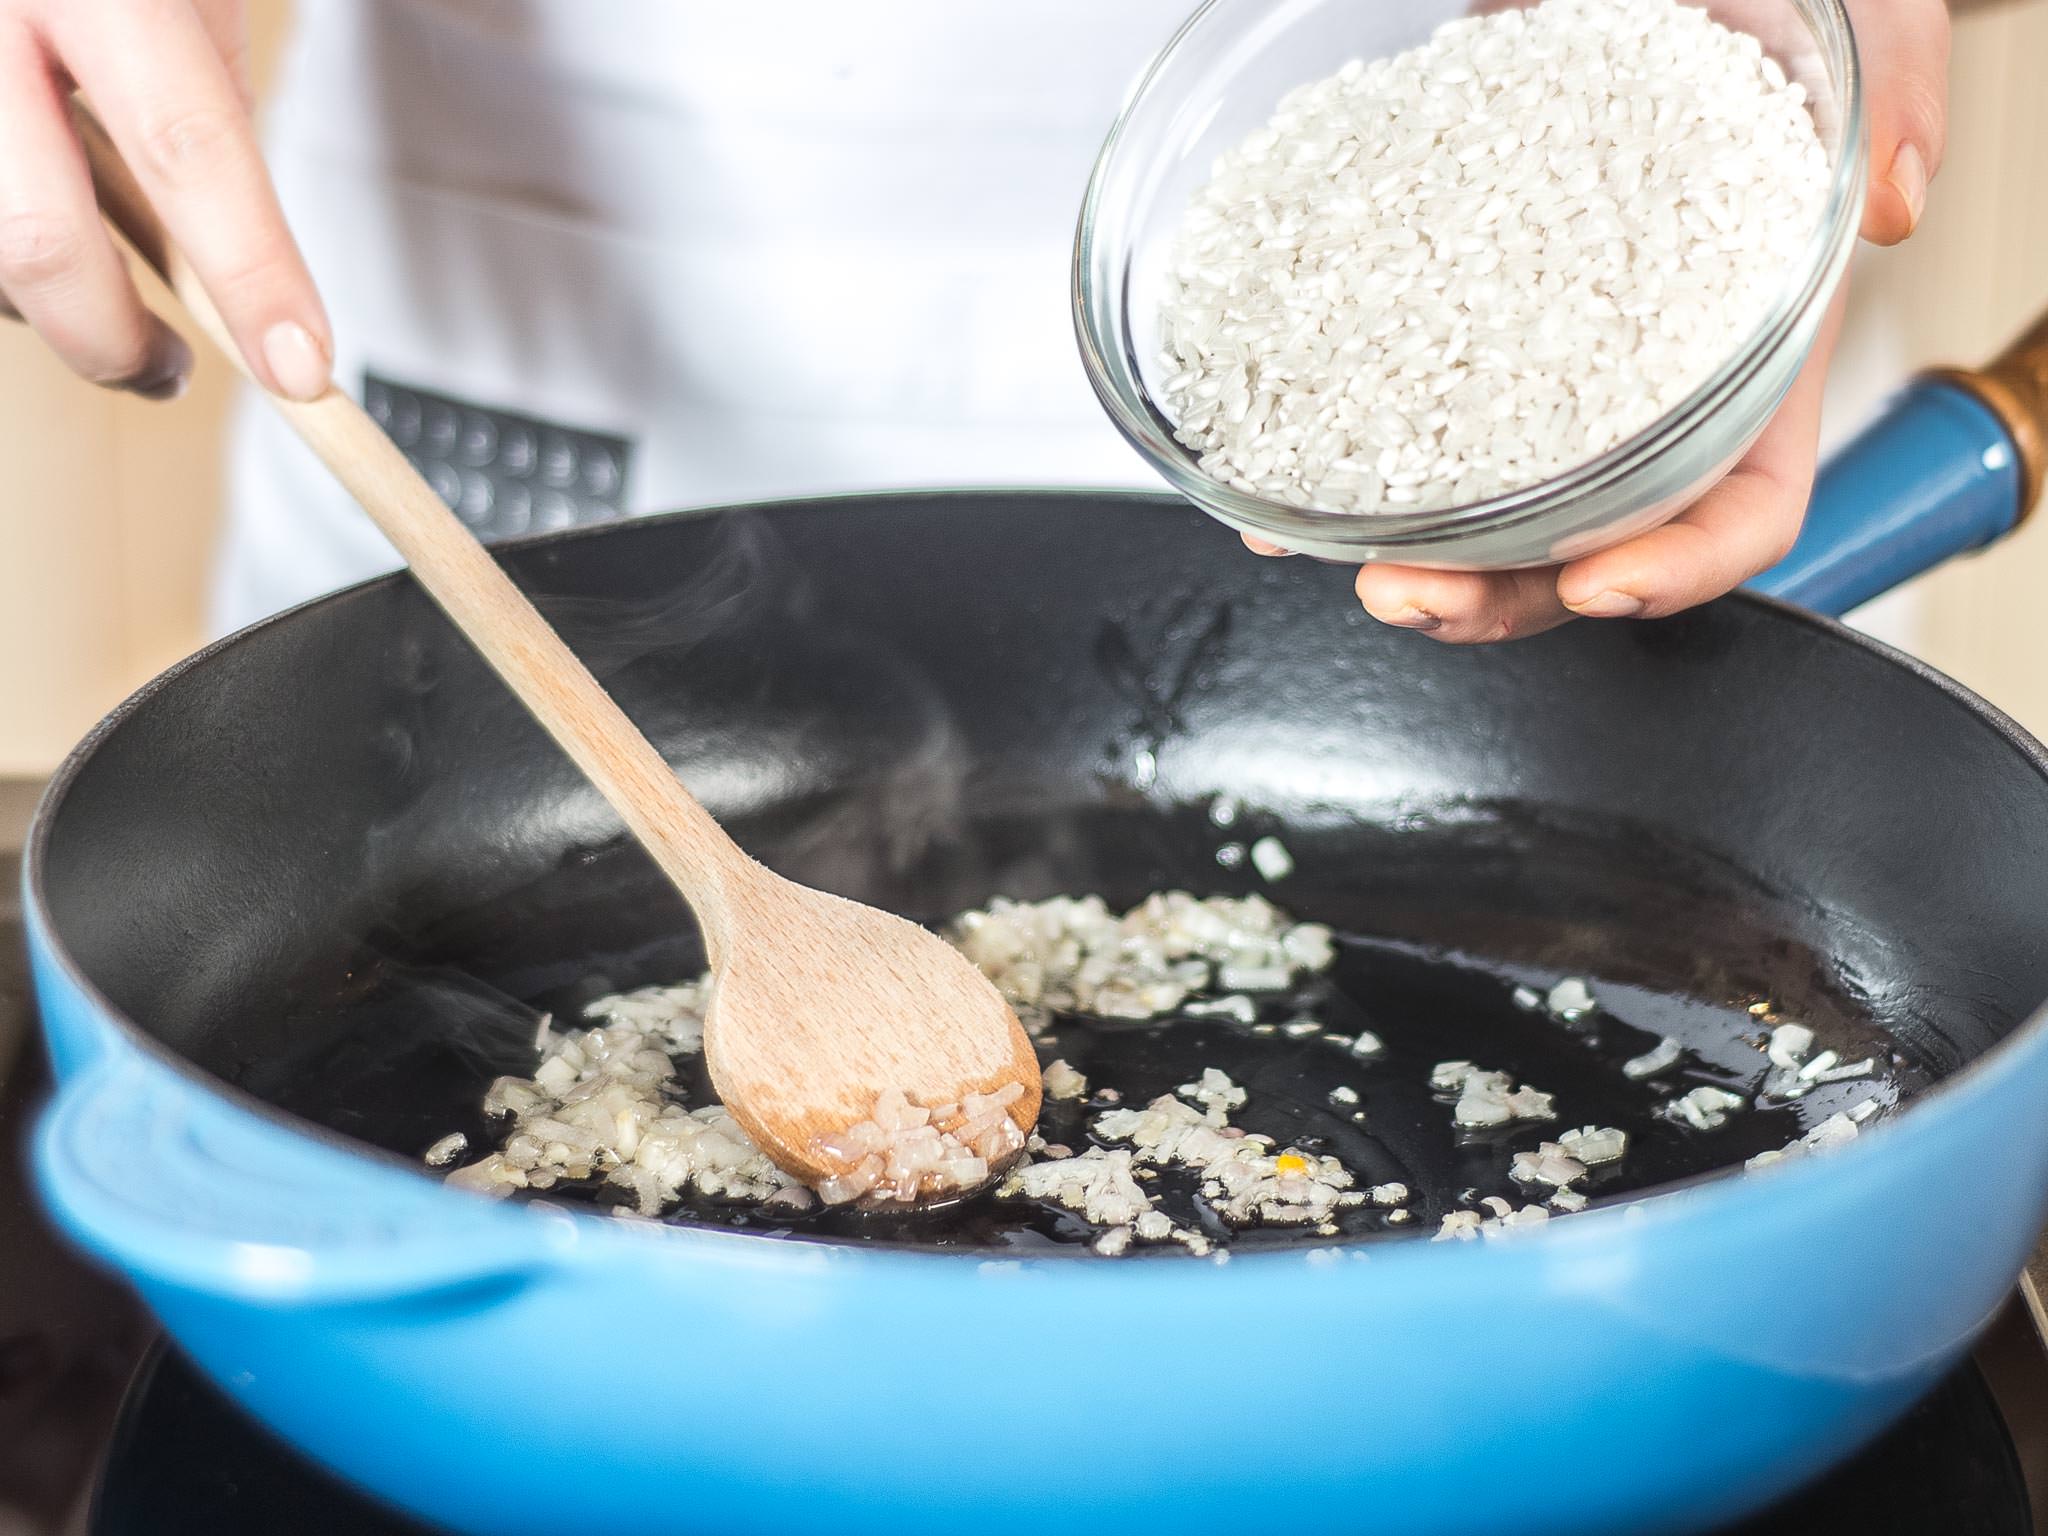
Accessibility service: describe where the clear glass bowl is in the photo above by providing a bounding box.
[1074,0,1867,568]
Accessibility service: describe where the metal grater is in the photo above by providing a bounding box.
[362,373,636,542]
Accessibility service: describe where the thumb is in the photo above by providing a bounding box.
[1848,0,1949,245]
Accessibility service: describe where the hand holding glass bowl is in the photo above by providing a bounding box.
[1075,0,1951,643]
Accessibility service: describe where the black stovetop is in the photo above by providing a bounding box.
[2,777,2045,1536]
[87,1334,2035,1536]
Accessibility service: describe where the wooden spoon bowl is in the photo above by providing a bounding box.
[706,873,1040,1184]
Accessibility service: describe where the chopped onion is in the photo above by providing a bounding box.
[1185,995,1259,1024]
[1546,977,1596,1020]
[1432,1061,1559,1128]
[1558,1125,1627,1167]
[1766,1023,1815,1070]
[1042,1058,1089,1101]
[1249,836,1295,883]
[1510,1144,1588,1189]
[1622,1037,1683,1080]
[1667,1085,1748,1132]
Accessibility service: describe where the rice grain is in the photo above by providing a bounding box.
[1158,0,1830,513]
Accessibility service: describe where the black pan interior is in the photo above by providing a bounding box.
[35,493,2048,1245]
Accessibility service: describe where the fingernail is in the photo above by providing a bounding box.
[1888,142,1928,237]
[1567,590,1646,619]
[129,331,194,402]
[262,320,331,402]
[1373,605,1442,632]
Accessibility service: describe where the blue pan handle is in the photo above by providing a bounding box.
[1750,313,2048,618]
[34,1045,567,1307]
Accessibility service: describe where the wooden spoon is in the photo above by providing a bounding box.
[71,106,1041,1190]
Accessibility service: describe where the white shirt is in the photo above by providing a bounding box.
[213,0,1187,633]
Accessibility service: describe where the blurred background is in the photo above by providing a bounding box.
[0,0,2046,774]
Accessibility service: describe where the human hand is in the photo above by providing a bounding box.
[0,0,329,401]
[1250,0,1950,643]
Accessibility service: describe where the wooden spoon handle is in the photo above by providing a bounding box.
[71,103,748,943]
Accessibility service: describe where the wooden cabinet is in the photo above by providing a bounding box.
[0,0,291,776]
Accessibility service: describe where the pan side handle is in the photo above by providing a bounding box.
[34,1048,567,1307]
[1752,311,2048,619]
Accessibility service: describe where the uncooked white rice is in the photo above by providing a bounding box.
[1158,0,1830,513]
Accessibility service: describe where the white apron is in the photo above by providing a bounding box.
[212,0,1184,634]
[214,0,1916,645]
